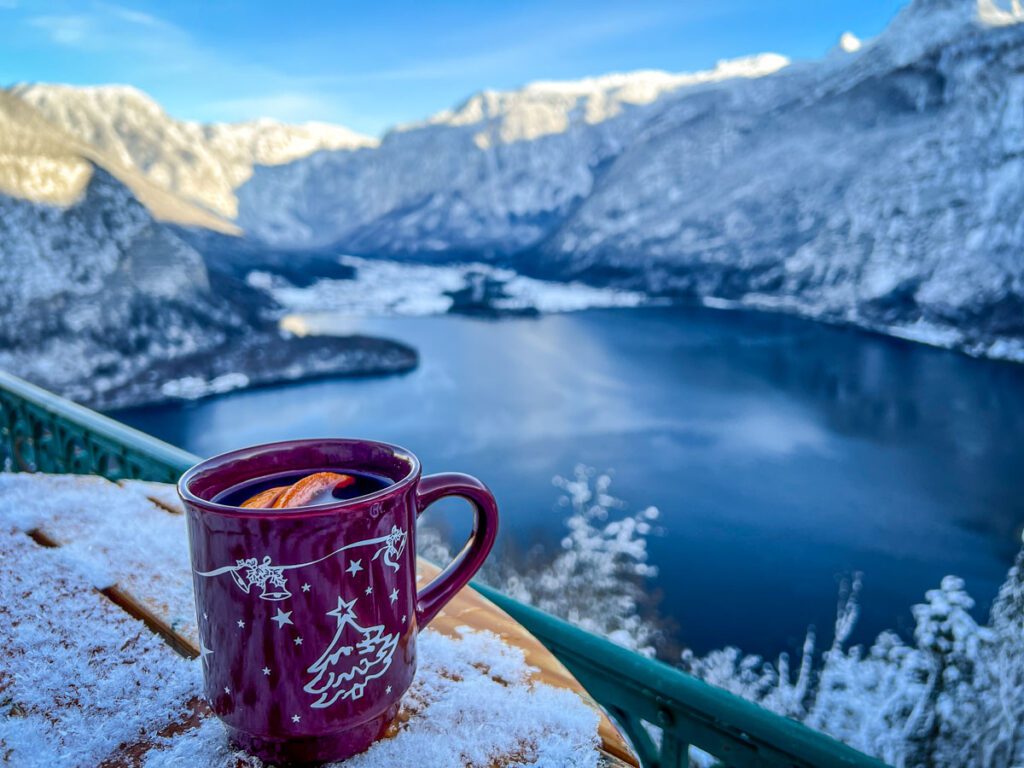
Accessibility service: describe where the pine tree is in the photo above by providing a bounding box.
[905,576,990,768]
[969,548,1024,767]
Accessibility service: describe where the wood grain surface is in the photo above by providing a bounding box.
[13,475,639,767]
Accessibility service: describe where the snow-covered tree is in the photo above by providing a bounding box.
[418,465,662,656]
[965,549,1024,767]
[903,576,990,767]
[488,465,661,655]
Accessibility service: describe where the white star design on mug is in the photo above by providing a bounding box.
[198,639,213,667]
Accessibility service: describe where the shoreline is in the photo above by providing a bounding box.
[247,252,1024,367]
[109,297,1024,414]
[60,278,1024,416]
[91,331,418,412]
[689,295,1024,366]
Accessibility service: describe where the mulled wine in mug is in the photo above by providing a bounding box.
[178,438,499,764]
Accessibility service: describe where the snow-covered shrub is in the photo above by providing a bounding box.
[956,549,1024,768]
[684,552,1024,767]
[417,465,662,656]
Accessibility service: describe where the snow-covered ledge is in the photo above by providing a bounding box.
[0,473,607,767]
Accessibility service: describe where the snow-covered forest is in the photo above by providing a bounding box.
[419,466,1024,767]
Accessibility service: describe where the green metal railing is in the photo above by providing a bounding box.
[0,369,888,768]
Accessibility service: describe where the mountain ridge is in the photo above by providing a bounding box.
[9,82,375,224]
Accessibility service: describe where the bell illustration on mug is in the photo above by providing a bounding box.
[228,556,293,601]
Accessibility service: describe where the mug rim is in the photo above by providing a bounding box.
[177,437,421,519]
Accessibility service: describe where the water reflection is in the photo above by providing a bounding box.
[114,306,1024,657]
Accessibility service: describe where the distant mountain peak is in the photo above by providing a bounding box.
[861,0,1024,69]
[7,82,373,222]
[907,0,1022,16]
[12,82,167,116]
[397,53,789,144]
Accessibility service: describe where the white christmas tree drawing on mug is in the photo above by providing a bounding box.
[304,595,399,708]
[195,526,407,601]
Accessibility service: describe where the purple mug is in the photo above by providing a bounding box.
[178,438,499,763]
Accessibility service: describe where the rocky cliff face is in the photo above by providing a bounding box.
[236,0,1024,359]
[0,94,245,403]
[0,92,412,408]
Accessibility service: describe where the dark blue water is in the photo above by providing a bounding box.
[113,306,1024,657]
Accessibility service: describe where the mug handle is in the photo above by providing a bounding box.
[415,472,499,628]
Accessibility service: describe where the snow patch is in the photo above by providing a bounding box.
[0,525,199,767]
[252,256,645,318]
[0,472,602,767]
[161,372,250,400]
[143,630,599,768]
[838,31,863,52]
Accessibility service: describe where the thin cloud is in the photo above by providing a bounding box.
[28,14,94,46]
[20,2,342,124]
[101,4,168,28]
[26,3,186,54]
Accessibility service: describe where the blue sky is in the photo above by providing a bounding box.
[0,0,907,136]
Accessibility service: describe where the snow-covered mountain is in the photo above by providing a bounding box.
[537,0,1024,357]
[0,87,244,403]
[235,54,788,251]
[11,84,375,223]
[0,91,411,407]
[237,0,1024,360]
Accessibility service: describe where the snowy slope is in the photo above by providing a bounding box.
[0,90,229,231]
[0,89,246,402]
[0,91,418,407]
[539,0,1024,357]
[0,90,211,309]
[11,84,376,221]
[0,168,246,404]
[235,55,788,251]
[237,0,1024,359]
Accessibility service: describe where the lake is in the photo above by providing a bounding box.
[112,305,1024,658]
